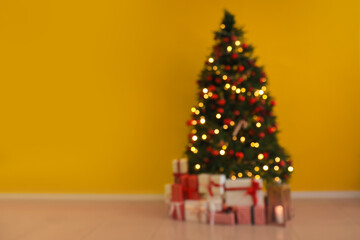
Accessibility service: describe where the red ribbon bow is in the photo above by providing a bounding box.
[208,180,224,197]
[224,178,261,206]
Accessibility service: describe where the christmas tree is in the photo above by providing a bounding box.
[185,11,293,184]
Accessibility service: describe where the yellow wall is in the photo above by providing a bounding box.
[0,0,359,193]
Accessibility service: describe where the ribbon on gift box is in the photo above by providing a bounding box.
[173,159,182,178]
[188,202,207,222]
[224,179,261,206]
[169,201,183,220]
[208,180,224,197]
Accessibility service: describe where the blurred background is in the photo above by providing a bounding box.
[0,0,359,194]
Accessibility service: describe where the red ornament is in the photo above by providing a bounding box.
[206,75,213,81]
[242,43,248,49]
[231,36,237,41]
[235,152,244,159]
[225,65,231,71]
[186,120,197,126]
[211,94,219,100]
[237,77,244,84]
[230,94,236,100]
[228,149,234,156]
[271,100,277,106]
[208,85,216,92]
[217,108,224,114]
[248,87,254,92]
[223,118,232,125]
[207,146,213,152]
[263,152,269,159]
[267,126,276,134]
[234,110,240,116]
[284,174,289,180]
[279,161,285,167]
[204,158,210,163]
[217,99,226,106]
[223,37,229,43]
[248,98,257,105]
[251,71,256,76]
[215,78,222,84]
[258,132,265,138]
[260,77,266,83]
[238,95,245,102]
[248,60,254,66]
[208,129,215,135]
[231,53,238,60]
[237,65,245,72]
[212,150,219,156]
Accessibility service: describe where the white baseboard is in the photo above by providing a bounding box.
[0,191,359,201]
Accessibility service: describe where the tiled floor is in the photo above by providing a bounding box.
[0,199,359,240]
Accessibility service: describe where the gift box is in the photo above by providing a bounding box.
[164,184,172,204]
[234,206,251,224]
[208,195,223,212]
[172,158,188,183]
[180,174,201,200]
[198,173,226,196]
[208,211,235,225]
[171,184,184,202]
[224,178,264,207]
[266,184,292,226]
[253,205,266,225]
[184,200,208,223]
[169,201,185,221]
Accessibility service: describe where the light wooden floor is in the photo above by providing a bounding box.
[0,199,359,240]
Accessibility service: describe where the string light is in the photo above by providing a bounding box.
[237,172,243,178]
[262,95,268,100]
[247,172,253,177]
[255,175,260,179]
[235,40,241,46]
[254,91,259,97]
[230,121,235,126]
[195,164,201,170]
[208,92,213,97]
[201,134,207,140]
[222,75,228,80]
[208,57,214,63]
[216,113,221,119]
[256,122,261,128]
[240,136,246,143]
[207,66,212,71]
[192,129,197,134]
[254,142,260,148]
[288,166,294,172]
[227,46,232,52]
[250,142,255,147]
[223,125,228,130]
[220,24,225,29]
[231,85,237,91]
[192,135,198,141]
[232,136,237,141]
[198,102,204,107]
[214,129,219,134]
[203,94,208,99]
[261,86,267,91]
[224,83,231,90]
[259,90,264,95]
[220,150,225,155]
[195,110,200,115]
[258,153,264,160]
[191,107,196,113]
[274,166,279,171]
[222,145,227,150]
[241,88,246,93]
[213,66,218,70]
[216,70,220,75]
[275,177,280,182]
[247,92,252,96]
[203,88,208,94]
[275,157,281,163]
[190,147,196,152]
[231,175,236,180]
[200,117,206,124]
[236,88,241,94]
[237,47,243,53]
[263,165,269,171]
[254,166,260,172]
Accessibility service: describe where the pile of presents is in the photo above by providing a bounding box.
[165,158,292,226]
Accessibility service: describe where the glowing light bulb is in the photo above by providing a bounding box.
[237,172,243,178]
[221,145,227,150]
[250,142,255,147]
[231,85,237,91]
[227,46,232,52]
[254,166,260,172]
[224,83,231,90]
[263,165,269,171]
[203,94,208,99]
[195,164,201,170]
[222,75,228,80]
[241,88,246,93]
[191,147,196,152]
[230,121,235,126]
[275,157,281,163]
[259,90,264,95]
[240,136,246,143]
[232,136,237,141]
[256,122,261,128]
[261,86,267,91]
[262,95,268,100]
[192,135,198,141]
[220,150,225,155]
[208,57,214,63]
[235,40,241,46]
[247,172,253,177]
[254,142,260,148]
[201,134,207,140]
[191,107,196,113]
[237,47,243,53]
[203,88,208,94]
[275,177,280,182]
[220,24,225,29]
[231,175,236,180]
[236,88,241,94]
[254,91,259,97]
[214,129,219,134]
[192,129,197,134]
[213,66,218,70]
[198,102,204,107]
[274,166,280,171]
[288,166,294,172]
[195,110,200,115]
[216,113,221,119]
[200,117,206,124]
[208,92,213,97]
[223,125,228,130]
[255,175,260,179]
[258,153,264,160]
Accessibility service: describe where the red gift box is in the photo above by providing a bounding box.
[171,184,184,202]
[208,211,236,225]
[253,205,266,225]
[234,206,251,224]
[180,175,201,200]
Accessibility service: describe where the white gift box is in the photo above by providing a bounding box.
[198,173,226,196]
[172,158,188,175]
[208,195,223,212]
[224,178,264,207]
[164,184,172,204]
[184,200,208,223]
